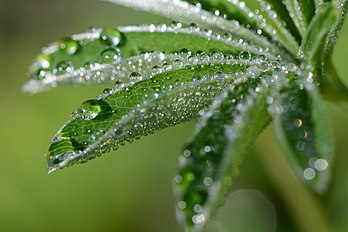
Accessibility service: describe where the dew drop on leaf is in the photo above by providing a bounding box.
[211,50,224,61]
[77,99,112,120]
[129,72,143,81]
[180,48,192,57]
[34,68,47,80]
[88,130,106,144]
[58,37,80,55]
[239,51,252,60]
[36,54,51,69]
[100,27,122,47]
[151,65,163,75]
[99,47,122,63]
[162,62,172,71]
[103,88,112,95]
[143,88,158,101]
[54,61,73,75]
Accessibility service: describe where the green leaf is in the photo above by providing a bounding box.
[23,25,279,93]
[252,0,299,55]
[301,3,337,70]
[263,0,303,42]
[273,80,333,193]
[46,53,271,173]
[175,76,272,232]
[106,0,294,61]
[300,2,348,101]
[282,0,316,36]
[182,0,277,40]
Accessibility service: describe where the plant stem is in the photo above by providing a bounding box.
[256,126,332,232]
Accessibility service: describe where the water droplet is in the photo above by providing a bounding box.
[103,88,112,95]
[99,47,122,63]
[51,151,74,165]
[100,27,122,47]
[307,72,314,83]
[294,119,303,127]
[304,168,316,180]
[188,56,199,65]
[174,175,183,184]
[314,159,328,171]
[266,96,274,105]
[180,48,192,57]
[77,99,112,120]
[129,72,142,81]
[239,51,251,60]
[297,141,306,151]
[211,50,224,61]
[214,71,225,79]
[192,214,205,224]
[88,130,105,144]
[204,146,212,152]
[183,149,191,157]
[171,21,182,29]
[162,62,172,71]
[143,88,158,101]
[189,23,199,31]
[193,204,203,213]
[173,59,184,68]
[58,38,80,55]
[246,66,261,78]
[178,201,187,209]
[54,61,73,75]
[36,55,51,69]
[151,65,162,75]
[34,68,47,80]
[203,177,213,186]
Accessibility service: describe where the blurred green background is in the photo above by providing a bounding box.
[0,1,348,231]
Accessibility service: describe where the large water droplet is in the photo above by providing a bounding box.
[58,38,80,55]
[100,27,122,47]
[77,99,112,120]
[100,48,122,63]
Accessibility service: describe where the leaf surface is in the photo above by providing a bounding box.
[46,54,271,173]
[175,76,273,231]
[106,0,293,60]
[24,25,279,93]
[273,80,333,193]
